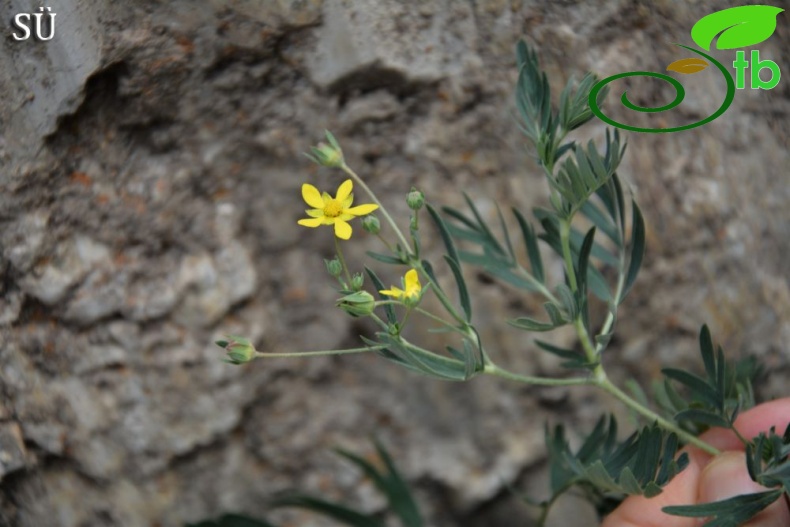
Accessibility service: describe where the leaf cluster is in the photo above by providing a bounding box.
[663,423,790,526]
[361,265,484,382]
[542,416,689,520]
[656,325,760,435]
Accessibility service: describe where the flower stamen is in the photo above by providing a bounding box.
[324,199,343,218]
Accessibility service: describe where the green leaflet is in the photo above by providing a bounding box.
[663,490,782,527]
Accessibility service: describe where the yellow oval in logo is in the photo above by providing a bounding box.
[666,58,710,74]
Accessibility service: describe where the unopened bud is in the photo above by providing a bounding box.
[407,187,425,210]
[216,335,257,365]
[305,130,344,168]
[362,215,381,235]
[337,291,376,317]
[325,257,343,278]
[350,273,365,291]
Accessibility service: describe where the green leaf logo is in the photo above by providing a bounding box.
[691,5,784,51]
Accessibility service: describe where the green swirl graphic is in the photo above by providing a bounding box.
[589,45,736,133]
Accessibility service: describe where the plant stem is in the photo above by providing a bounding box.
[377,286,473,342]
[341,163,412,253]
[255,345,384,359]
[595,373,721,456]
[484,363,592,387]
[559,238,720,455]
[334,236,352,287]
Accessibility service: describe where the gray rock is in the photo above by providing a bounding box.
[0,422,27,481]
[0,289,24,326]
[61,266,128,326]
[0,0,106,152]
[307,0,479,89]
[18,236,110,305]
[1,210,50,272]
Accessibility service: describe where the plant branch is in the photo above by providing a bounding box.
[255,345,385,359]
[341,163,412,253]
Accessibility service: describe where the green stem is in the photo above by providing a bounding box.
[596,373,721,456]
[341,163,412,253]
[255,345,384,359]
[376,299,466,338]
[401,306,414,328]
[575,318,598,365]
[729,423,750,448]
[334,236,352,287]
[484,363,592,388]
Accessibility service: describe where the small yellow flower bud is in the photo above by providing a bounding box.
[362,214,381,235]
[407,187,425,210]
[337,291,376,317]
[217,335,257,365]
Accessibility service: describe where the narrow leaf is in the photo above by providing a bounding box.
[444,256,472,322]
[426,204,459,264]
[675,409,730,429]
[367,251,406,265]
[513,208,545,283]
[621,201,645,303]
[509,317,556,332]
[663,489,782,526]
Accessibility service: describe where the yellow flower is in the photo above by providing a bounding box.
[380,269,422,301]
[297,179,379,240]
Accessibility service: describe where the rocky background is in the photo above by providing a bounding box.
[0,0,787,526]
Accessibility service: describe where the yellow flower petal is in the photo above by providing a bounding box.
[335,179,353,202]
[302,184,324,209]
[345,204,379,216]
[404,269,421,298]
[305,209,324,218]
[379,287,404,299]
[298,217,323,228]
[342,193,354,208]
[334,220,352,239]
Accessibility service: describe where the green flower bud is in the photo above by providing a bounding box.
[362,214,381,235]
[305,130,344,168]
[325,257,343,278]
[337,291,376,317]
[217,335,257,365]
[350,273,365,291]
[407,187,425,210]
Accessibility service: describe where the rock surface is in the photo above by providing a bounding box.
[0,1,787,526]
